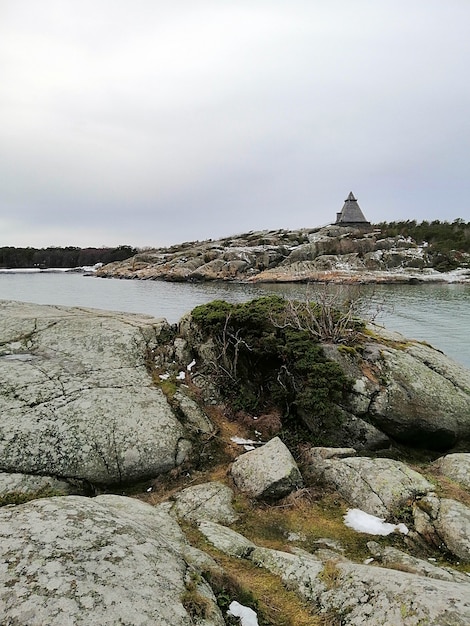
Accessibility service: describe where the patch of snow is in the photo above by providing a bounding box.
[187,359,196,371]
[344,509,409,536]
[159,373,170,381]
[363,557,374,565]
[230,436,262,447]
[176,371,185,381]
[227,601,259,626]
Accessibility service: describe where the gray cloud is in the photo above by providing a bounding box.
[1,0,469,247]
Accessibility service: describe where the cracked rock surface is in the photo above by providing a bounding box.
[0,301,191,485]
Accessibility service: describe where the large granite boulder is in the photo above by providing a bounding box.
[251,547,470,625]
[0,301,192,485]
[323,327,470,451]
[306,453,433,517]
[230,437,303,500]
[0,495,224,625]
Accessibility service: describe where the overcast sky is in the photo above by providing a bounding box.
[1,1,469,248]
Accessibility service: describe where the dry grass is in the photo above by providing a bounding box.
[420,467,470,507]
[227,489,377,564]
[201,547,326,625]
[319,559,342,590]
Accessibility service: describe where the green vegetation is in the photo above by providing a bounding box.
[190,296,356,443]
[376,218,470,271]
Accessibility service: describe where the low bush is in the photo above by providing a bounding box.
[190,296,354,443]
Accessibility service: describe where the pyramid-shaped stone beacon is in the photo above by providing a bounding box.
[335,192,371,227]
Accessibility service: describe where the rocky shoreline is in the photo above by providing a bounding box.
[96,224,470,285]
[1,299,470,624]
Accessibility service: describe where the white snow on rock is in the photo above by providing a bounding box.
[344,509,409,536]
[227,601,259,626]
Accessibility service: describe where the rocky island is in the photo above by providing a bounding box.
[1,295,470,624]
[96,196,470,285]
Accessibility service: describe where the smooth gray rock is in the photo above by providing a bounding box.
[433,453,470,490]
[170,481,239,524]
[413,496,470,562]
[314,456,433,517]
[198,521,255,558]
[0,301,192,485]
[0,495,223,625]
[230,436,303,500]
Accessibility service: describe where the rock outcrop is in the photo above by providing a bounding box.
[2,300,470,624]
[0,495,224,625]
[323,324,470,450]
[96,225,470,284]
[0,301,192,485]
[413,495,470,562]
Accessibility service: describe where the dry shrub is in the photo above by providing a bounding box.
[234,410,282,439]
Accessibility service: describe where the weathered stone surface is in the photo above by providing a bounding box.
[369,345,470,449]
[306,446,357,462]
[0,301,191,485]
[173,390,215,435]
[324,330,470,451]
[433,453,470,490]
[170,481,239,524]
[0,495,223,625]
[206,524,470,625]
[413,496,470,562]
[311,456,432,517]
[0,472,84,499]
[230,436,303,500]
[198,521,255,558]
[367,541,470,584]
[337,411,391,451]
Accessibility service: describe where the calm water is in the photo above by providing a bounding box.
[0,272,469,368]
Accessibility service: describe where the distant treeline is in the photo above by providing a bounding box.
[0,245,138,269]
[376,219,470,253]
[375,219,470,271]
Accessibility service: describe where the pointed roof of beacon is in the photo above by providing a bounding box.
[335,192,371,226]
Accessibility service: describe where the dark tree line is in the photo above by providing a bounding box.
[0,245,137,269]
[374,219,470,271]
[375,219,470,253]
